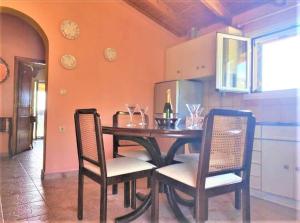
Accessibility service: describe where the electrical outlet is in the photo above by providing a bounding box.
[58,126,65,133]
[60,89,67,95]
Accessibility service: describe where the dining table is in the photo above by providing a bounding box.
[102,123,203,222]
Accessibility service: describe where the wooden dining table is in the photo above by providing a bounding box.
[102,123,203,222]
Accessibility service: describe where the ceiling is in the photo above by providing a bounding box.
[124,0,285,36]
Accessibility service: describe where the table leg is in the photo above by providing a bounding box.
[164,138,201,219]
[115,193,152,223]
[113,136,161,222]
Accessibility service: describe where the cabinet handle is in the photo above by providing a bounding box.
[283,165,289,170]
[201,65,205,69]
[176,70,181,74]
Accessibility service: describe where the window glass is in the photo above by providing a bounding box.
[254,28,300,91]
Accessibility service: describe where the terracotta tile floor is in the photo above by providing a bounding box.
[0,140,299,222]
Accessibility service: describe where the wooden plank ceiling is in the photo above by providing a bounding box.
[124,0,283,36]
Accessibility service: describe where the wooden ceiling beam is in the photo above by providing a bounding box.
[124,0,188,36]
[200,0,231,23]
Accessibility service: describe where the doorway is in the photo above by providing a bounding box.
[1,8,49,179]
[12,57,46,156]
[32,81,46,140]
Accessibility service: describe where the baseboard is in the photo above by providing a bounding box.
[43,170,78,180]
[0,153,9,159]
[251,189,300,211]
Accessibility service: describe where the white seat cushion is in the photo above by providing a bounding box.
[174,153,199,163]
[118,147,152,161]
[156,163,242,189]
[83,157,156,177]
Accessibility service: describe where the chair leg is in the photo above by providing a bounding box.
[204,196,208,221]
[124,181,130,208]
[193,196,207,220]
[235,189,241,210]
[242,186,251,223]
[147,177,151,188]
[235,172,241,210]
[77,172,84,220]
[112,184,118,195]
[151,173,159,223]
[131,180,137,209]
[195,192,206,223]
[100,184,108,223]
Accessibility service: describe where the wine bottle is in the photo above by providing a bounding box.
[163,89,173,118]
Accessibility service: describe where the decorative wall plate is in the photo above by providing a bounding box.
[60,54,77,69]
[104,48,117,62]
[60,20,80,40]
[0,58,9,83]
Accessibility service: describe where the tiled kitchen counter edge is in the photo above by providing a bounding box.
[256,122,300,126]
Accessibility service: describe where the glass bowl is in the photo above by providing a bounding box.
[155,117,178,129]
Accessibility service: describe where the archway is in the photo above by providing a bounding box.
[0,7,49,178]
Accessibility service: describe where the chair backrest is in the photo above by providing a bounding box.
[113,111,149,151]
[74,109,107,177]
[197,109,256,188]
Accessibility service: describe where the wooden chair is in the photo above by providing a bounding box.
[74,109,156,222]
[151,109,256,223]
[112,111,152,208]
[113,111,151,162]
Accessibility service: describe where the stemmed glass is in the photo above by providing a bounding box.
[125,104,137,127]
[186,104,200,129]
[137,104,148,126]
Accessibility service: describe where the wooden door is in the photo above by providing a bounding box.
[16,62,35,153]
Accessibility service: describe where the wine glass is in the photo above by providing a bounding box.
[125,104,136,127]
[137,104,148,126]
[186,104,200,129]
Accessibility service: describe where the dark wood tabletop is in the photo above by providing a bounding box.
[102,125,202,138]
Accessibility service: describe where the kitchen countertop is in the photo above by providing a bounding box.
[256,121,300,126]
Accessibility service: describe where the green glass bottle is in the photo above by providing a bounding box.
[163,89,173,118]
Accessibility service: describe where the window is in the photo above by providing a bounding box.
[253,27,300,92]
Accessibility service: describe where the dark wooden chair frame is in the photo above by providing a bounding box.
[74,109,154,222]
[151,109,256,223]
[112,111,150,209]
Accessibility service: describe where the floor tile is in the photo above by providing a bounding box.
[1,139,299,222]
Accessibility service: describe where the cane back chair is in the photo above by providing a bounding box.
[151,109,256,223]
[74,109,156,222]
[112,111,152,208]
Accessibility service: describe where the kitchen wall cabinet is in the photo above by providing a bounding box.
[165,27,242,81]
[251,124,300,210]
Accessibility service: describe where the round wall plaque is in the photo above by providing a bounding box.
[104,48,117,62]
[0,58,9,83]
[60,54,77,69]
[60,19,80,40]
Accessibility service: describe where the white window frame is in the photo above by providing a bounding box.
[216,33,252,93]
[252,26,300,92]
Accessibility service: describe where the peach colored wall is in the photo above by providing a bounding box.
[0,13,45,155]
[0,1,181,173]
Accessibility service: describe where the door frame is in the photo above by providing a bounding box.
[1,6,49,179]
[12,57,47,171]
